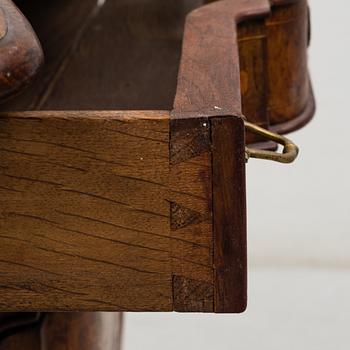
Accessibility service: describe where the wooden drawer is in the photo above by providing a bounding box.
[0,0,314,313]
[0,110,245,313]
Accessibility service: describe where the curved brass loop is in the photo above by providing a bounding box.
[245,121,299,164]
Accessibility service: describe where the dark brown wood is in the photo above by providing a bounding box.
[267,0,312,130]
[0,0,314,315]
[41,313,123,350]
[0,313,123,350]
[211,117,247,313]
[4,0,202,111]
[0,111,172,311]
[238,18,268,129]
[0,0,43,101]
[0,313,40,336]
[3,0,314,134]
[0,320,41,350]
[238,18,269,144]
[0,1,214,314]
[0,110,215,312]
[171,0,268,312]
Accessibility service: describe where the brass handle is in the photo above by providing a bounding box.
[245,121,299,164]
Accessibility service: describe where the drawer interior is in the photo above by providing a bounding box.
[3,0,205,111]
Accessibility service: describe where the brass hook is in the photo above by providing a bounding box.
[245,121,299,164]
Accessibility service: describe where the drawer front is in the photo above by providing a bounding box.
[0,110,246,313]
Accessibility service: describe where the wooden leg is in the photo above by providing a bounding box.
[42,313,123,350]
[0,320,41,350]
[0,313,123,350]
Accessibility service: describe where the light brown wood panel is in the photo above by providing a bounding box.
[267,0,309,125]
[238,18,268,128]
[0,0,43,102]
[211,117,246,313]
[0,110,218,311]
[0,111,172,311]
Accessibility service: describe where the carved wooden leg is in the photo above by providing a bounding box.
[0,313,123,350]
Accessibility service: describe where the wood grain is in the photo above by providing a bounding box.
[238,18,268,128]
[0,313,123,350]
[3,0,314,133]
[173,0,270,118]
[41,313,123,350]
[267,0,311,128]
[170,0,268,312]
[0,8,7,40]
[238,18,269,144]
[211,117,247,313]
[1,0,96,110]
[0,110,172,311]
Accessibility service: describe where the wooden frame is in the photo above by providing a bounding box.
[0,0,314,313]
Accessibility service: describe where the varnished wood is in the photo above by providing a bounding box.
[237,0,314,138]
[0,0,43,101]
[238,18,268,128]
[173,0,270,119]
[0,313,123,350]
[170,117,213,312]
[0,313,40,336]
[3,0,314,136]
[0,110,215,312]
[267,0,312,130]
[0,0,314,314]
[7,0,97,110]
[0,111,171,311]
[238,18,268,144]
[41,313,123,350]
[212,117,246,313]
